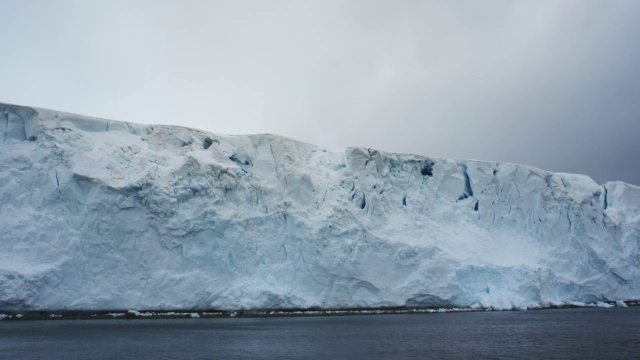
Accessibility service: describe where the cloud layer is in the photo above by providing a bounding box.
[2,0,639,184]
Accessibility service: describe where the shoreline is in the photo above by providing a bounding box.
[1,300,638,321]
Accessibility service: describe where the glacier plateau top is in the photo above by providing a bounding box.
[1,102,639,311]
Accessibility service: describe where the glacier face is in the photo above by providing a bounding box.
[1,102,639,311]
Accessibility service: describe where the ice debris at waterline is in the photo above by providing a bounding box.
[1,102,639,312]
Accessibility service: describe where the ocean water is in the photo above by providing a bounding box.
[0,307,638,359]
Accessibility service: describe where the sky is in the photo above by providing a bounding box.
[1,0,639,185]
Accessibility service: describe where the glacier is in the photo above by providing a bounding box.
[1,102,639,312]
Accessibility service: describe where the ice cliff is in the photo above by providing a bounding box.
[1,102,639,311]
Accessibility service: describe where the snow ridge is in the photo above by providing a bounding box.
[1,103,639,311]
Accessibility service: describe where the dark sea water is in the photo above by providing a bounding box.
[1,307,639,359]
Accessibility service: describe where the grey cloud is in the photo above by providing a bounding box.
[1,0,639,184]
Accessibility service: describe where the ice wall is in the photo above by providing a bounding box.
[1,102,639,311]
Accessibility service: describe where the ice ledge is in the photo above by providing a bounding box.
[1,101,639,312]
[2,300,639,321]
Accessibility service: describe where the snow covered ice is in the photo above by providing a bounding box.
[1,102,639,311]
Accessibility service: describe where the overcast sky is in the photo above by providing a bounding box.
[2,0,639,184]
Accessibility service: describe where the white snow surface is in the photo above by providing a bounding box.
[1,103,639,311]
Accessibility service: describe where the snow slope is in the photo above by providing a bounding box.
[1,102,639,311]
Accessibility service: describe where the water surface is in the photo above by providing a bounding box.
[1,307,638,359]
